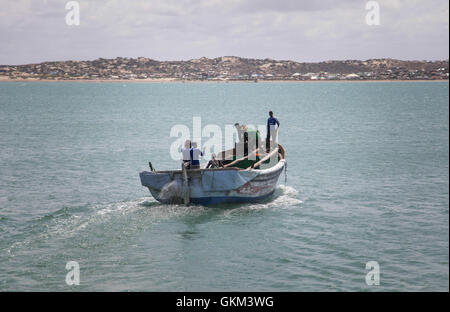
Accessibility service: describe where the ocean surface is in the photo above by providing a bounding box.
[0,81,448,291]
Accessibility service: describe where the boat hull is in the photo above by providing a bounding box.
[140,159,286,206]
[189,191,275,206]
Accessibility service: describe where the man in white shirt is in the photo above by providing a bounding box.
[181,139,191,168]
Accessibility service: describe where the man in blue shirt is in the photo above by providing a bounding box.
[266,111,280,152]
[190,142,204,169]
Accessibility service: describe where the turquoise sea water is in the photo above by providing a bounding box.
[0,81,448,291]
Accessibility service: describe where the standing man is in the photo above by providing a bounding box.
[234,123,247,157]
[181,139,192,169]
[266,111,280,152]
[190,142,205,169]
[234,123,247,144]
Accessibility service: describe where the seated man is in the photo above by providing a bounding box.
[206,153,224,169]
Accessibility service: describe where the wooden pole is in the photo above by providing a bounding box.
[182,163,190,205]
[247,147,278,170]
[223,148,259,168]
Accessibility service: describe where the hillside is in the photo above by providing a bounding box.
[0,57,448,81]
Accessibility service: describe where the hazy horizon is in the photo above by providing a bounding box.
[1,0,449,65]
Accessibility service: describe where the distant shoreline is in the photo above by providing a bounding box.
[0,77,448,83]
[2,57,447,83]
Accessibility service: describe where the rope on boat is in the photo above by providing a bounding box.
[284,160,288,184]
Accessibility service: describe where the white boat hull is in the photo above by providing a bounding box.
[139,159,286,205]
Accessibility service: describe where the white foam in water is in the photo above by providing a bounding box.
[222,184,302,217]
[6,198,153,257]
[159,180,183,203]
[6,185,300,257]
[249,184,302,209]
[277,184,300,198]
[95,198,144,216]
[94,196,210,226]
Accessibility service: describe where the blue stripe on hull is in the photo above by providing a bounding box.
[189,191,275,206]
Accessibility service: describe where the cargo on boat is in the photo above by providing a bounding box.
[139,144,286,206]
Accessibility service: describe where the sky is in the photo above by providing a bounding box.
[0,0,448,65]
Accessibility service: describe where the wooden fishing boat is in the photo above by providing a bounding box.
[139,144,286,205]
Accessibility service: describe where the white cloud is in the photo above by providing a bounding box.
[0,0,448,64]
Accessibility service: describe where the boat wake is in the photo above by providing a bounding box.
[271,184,302,206]
[221,184,302,212]
[158,179,184,203]
[5,185,300,258]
